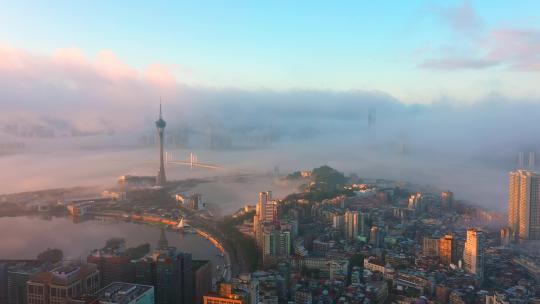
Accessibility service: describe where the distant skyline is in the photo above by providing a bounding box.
[1,0,540,104]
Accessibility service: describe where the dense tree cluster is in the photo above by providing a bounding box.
[36,248,63,263]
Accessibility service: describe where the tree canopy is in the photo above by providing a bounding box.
[126,243,151,259]
[105,237,126,249]
[312,165,347,189]
[37,248,63,263]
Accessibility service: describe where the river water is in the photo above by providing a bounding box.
[0,215,224,276]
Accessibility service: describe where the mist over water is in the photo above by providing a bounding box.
[2,48,540,213]
[1,110,533,213]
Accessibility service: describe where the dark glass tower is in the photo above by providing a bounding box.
[156,102,167,186]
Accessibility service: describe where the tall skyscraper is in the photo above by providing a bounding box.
[344,211,358,241]
[256,191,276,223]
[508,170,540,240]
[155,102,167,186]
[441,191,454,210]
[369,226,385,248]
[359,212,369,236]
[422,236,439,257]
[192,260,212,304]
[254,191,274,248]
[133,248,193,304]
[133,231,193,304]
[438,234,457,265]
[463,228,484,282]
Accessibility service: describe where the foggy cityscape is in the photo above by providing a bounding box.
[1,1,540,304]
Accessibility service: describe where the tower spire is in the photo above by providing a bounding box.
[159,97,163,119]
[155,99,167,186]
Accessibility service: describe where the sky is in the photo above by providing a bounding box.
[1,0,540,103]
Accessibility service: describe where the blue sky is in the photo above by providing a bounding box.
[1,0,540,103]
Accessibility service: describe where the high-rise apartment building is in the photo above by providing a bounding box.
[508,170,540,240]
[463,228,484,282]
[193,260,212,304]
[441,191,454,210]
[369,226,385,248]
[359,212,369,237]
[332,214,344,230]
[438,234,457,265]
[256,191,276,223]
[344,211,358,241]
[422,236,439,257]
[254,191,279,251]
[261,226,291,261]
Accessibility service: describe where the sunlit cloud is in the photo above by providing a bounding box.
[420,1,540,72]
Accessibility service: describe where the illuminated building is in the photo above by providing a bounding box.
[463,228,484,282]
[441,191,454,210]
[256,191,276,223]
[203,283,245,304]
[438,234,457,265]
[508,170,540,240]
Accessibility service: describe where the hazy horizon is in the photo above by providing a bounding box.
[2,1,540,214]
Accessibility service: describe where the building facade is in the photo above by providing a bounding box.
[508,170,540,240]
[463,228,484,282]
[133,248,193,304]
[439,234,457,265]
[95,282,154,304]
[422,236,439,257]
[26,263,100,304]
[344,210,358,241]
[193,260,212,304]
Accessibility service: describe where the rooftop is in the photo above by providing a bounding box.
[28,263,97,286]
[96,282,153,304]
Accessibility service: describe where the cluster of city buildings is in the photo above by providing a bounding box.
[0,229,212,304]
[215,168,540,304]
[252,191,298,265]
[4,106,540,304]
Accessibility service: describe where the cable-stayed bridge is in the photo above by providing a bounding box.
[164,152,223,170]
